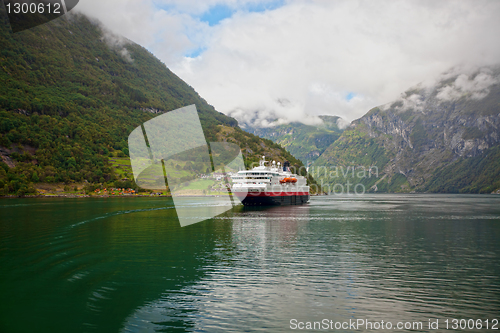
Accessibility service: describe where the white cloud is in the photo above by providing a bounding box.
[76,0,500,125]
[436,70,499,101]
[93,22,134,62]
[76,0,210,64]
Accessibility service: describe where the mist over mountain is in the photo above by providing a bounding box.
[311,65,500,194]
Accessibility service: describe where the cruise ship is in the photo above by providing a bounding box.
[230,156,310,206]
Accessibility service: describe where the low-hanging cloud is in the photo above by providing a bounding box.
[76,0,212,65]
[99,25,134,62]
[379,64,500,113]
[66,10,134,62]
[436,70,500,101]
[75,0,500,126]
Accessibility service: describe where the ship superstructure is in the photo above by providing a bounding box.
[231,156,310,206]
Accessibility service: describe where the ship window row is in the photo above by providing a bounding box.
[239,173,279,176]
[233,177,271,180]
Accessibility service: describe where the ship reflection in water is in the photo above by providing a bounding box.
[122,203,312,332]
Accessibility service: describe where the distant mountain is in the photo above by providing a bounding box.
[312,66,500,194]
[0,7,314,195]
[243,115,345,164]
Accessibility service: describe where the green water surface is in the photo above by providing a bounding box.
[1,195,499,332]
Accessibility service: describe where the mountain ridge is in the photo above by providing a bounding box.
[0,8,316,195]
[312,65,500,194]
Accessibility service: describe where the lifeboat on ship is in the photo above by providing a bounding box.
[279,177,297,184]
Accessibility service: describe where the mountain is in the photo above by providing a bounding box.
[243,115,345,164]
[0,7,316,196]
[312,66,500,194]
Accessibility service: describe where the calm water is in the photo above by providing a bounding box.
[1,194,499,332]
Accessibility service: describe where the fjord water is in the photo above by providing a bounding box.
[0,195,499,332]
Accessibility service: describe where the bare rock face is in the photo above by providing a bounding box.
[313,65,500,193]
[0,147,15,168]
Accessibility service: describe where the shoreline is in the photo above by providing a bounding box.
[0,194,239,199]
[1,192,498,199]
[0,194,171,198]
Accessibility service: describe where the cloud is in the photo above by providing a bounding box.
[95,22,134,62]
[379,64,500,112]
[436,69,499,101]
[75,0,211,64]
[118,48,134,63]
[67,11,134,61]
[75,0,500,125]
[336,117,350,130]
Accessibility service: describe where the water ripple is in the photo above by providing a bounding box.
[67,206,174,229]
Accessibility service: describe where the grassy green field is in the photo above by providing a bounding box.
[182,179,216,190]
[109,157,133,179]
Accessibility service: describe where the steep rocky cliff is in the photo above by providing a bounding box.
[312,66,500,193]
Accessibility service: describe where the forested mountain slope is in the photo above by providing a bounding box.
[0,7,310,195]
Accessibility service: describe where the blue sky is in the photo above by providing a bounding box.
[199,1,285,26]
[346,92,356,101]
[200,4,234,26]
[184,1,284,58]
[151,1,286,58]
[185,47,206,58]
